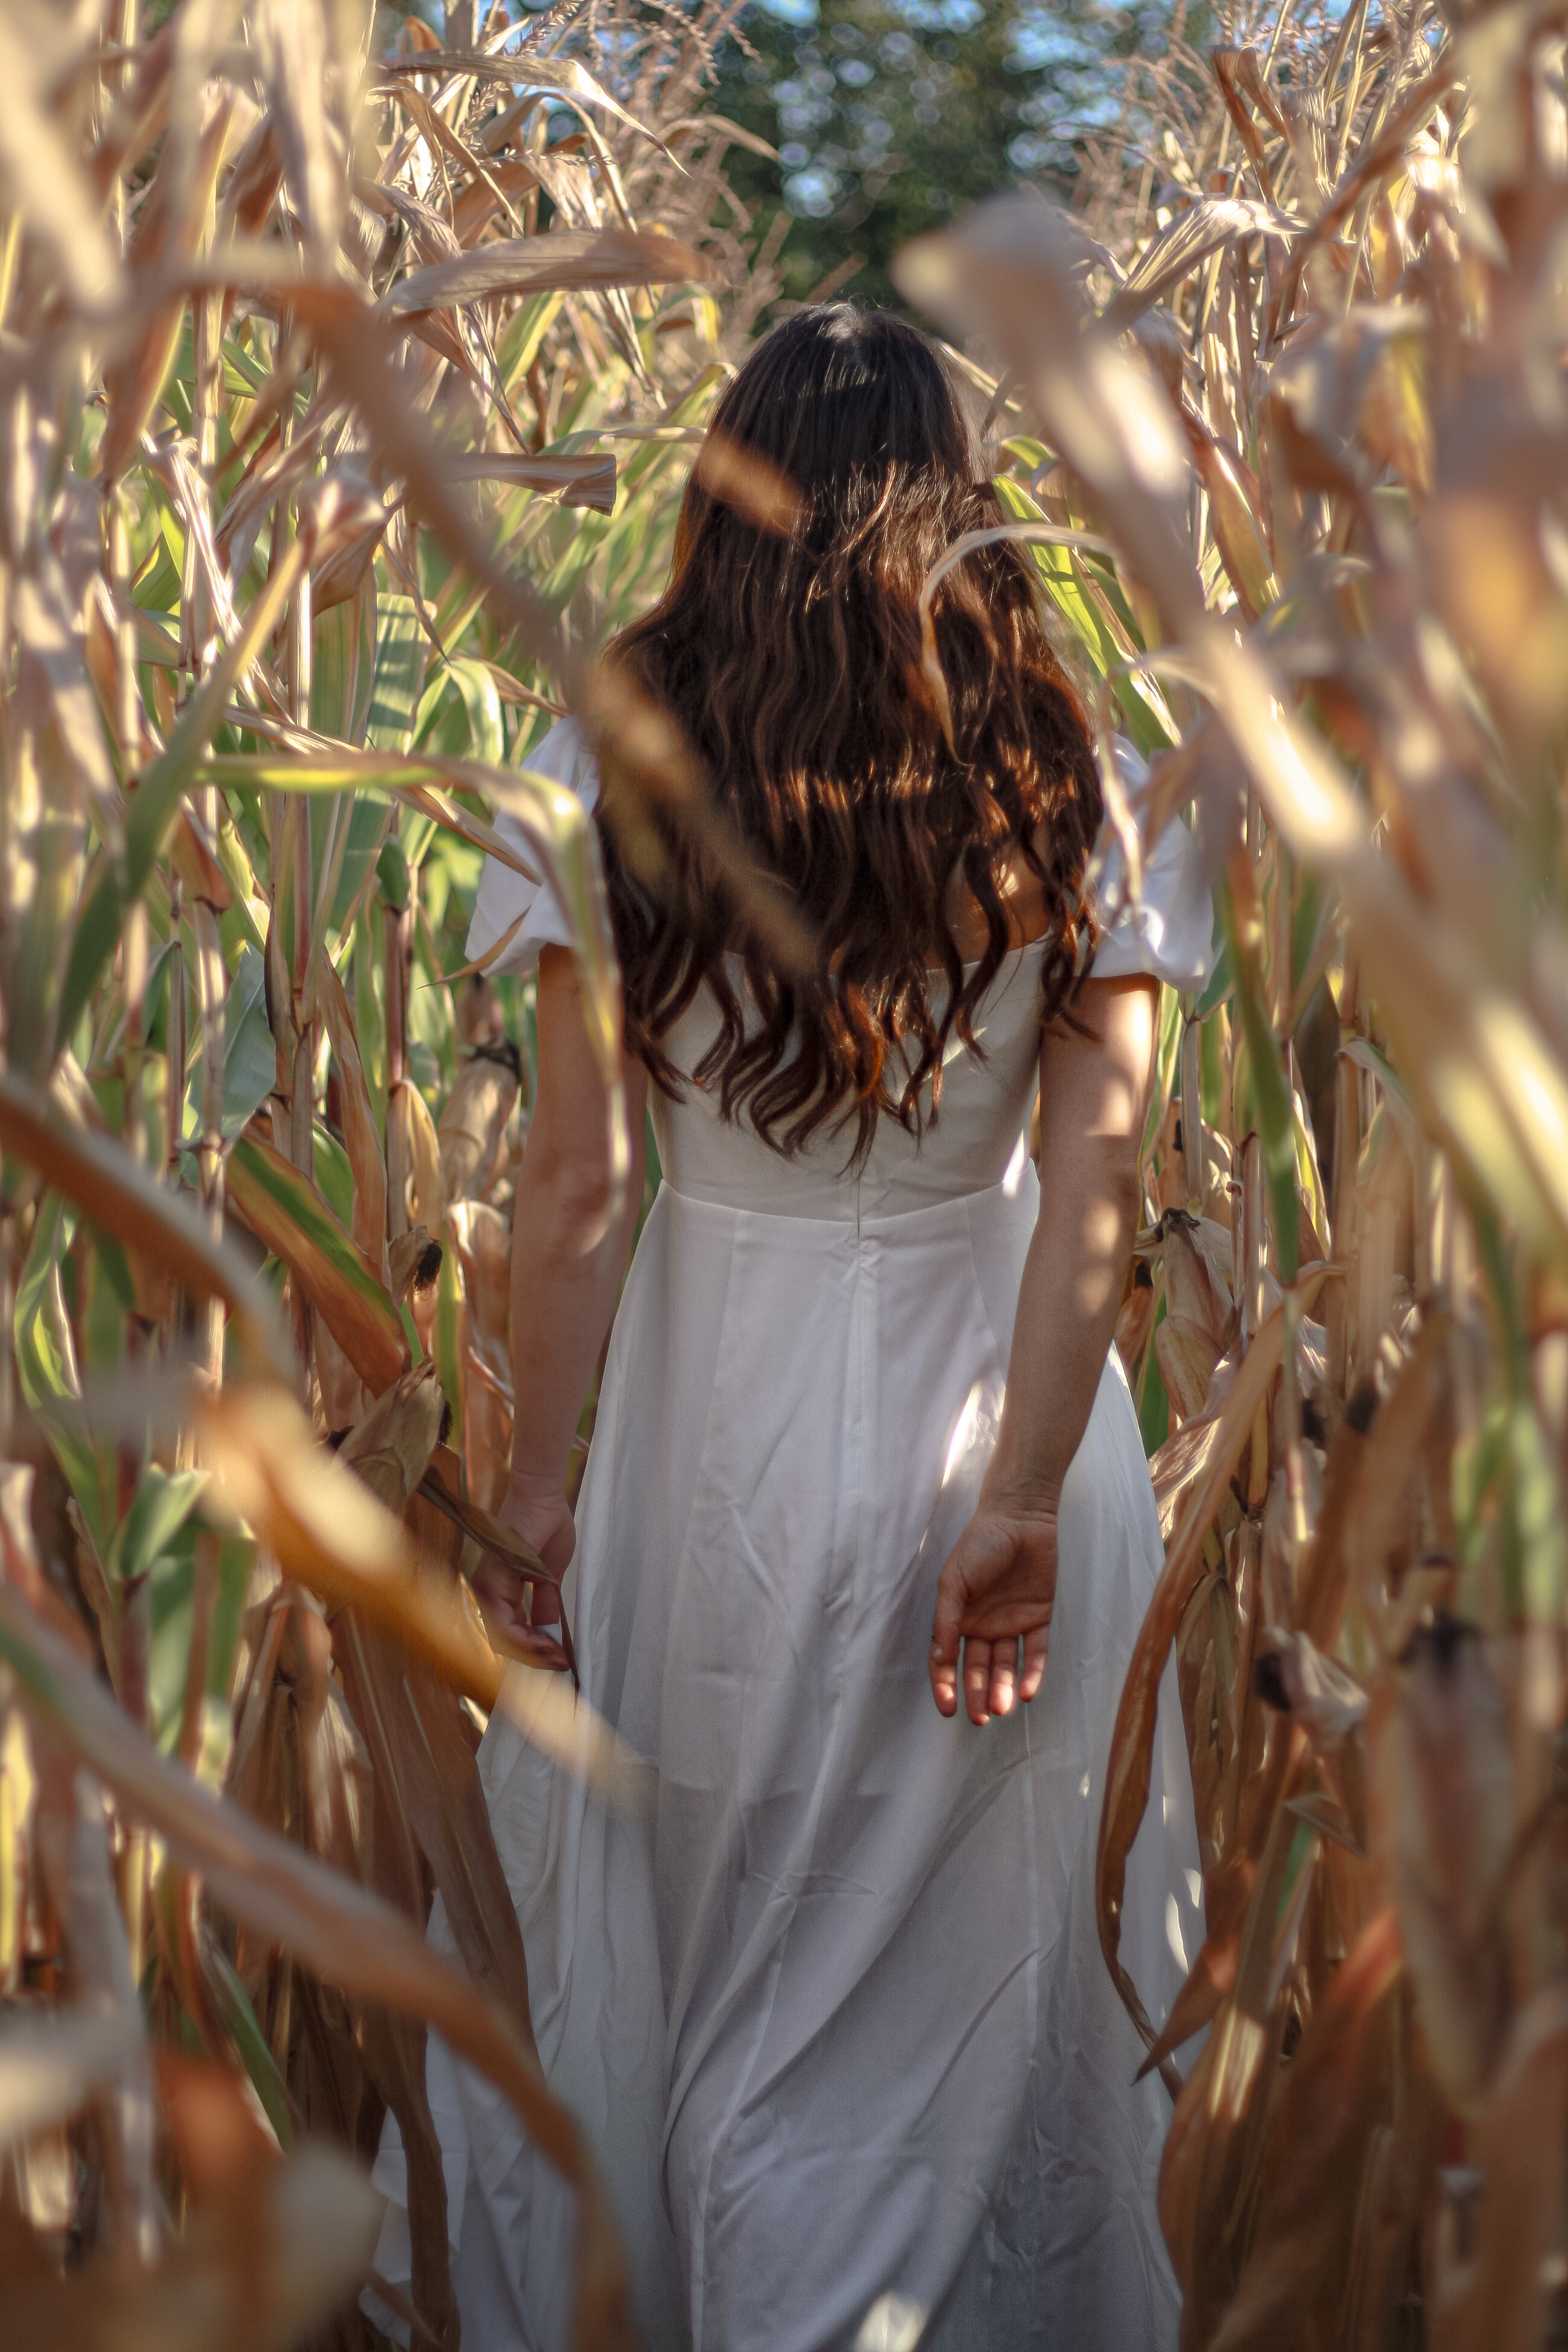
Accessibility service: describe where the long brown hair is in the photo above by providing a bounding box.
[599,302,1102,1160]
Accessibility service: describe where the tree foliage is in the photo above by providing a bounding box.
[716,0,1213,309]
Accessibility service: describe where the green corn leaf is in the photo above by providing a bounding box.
[330,795,393,932]
[1138,1292,1171,1454]
[313,1116,355,1229]
[59,537,309,1048]
[226,1132,409,1396]
[222,946,277,1138]
[1508,1398,1567,1625]
[366,593,429,754]
[313,581,379,750]
[498,289,566,390]
[207,1944,295,2152]
[15,1197,113,1549]
[1224,890,1300,1284]
[109,1466,206,1584]
[440,657,506,768]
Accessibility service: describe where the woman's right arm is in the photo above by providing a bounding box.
[471,943,647,1659]
[927,974,1157,1726]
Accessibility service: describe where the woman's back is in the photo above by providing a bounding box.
[651,941,1045,1222]
[470,714,1210,1226]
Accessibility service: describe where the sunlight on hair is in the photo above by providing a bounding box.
[692,428,803,535]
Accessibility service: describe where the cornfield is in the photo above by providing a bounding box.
[0,0,1563,2345]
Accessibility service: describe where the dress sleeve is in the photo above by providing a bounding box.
[465,716,601,978]
[1089,740,1216,992]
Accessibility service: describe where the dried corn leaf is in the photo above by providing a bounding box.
[0,1582,633,2352]
[1207,1910,1405,2352]
[203,1384,628,1801]
[1098,1276,1326,2056]
[1379,1618,1512,2115]
[0,2,123,315]
[384,229,714,318]
[100,87,237,483]
[0,2008,139,2157]
[381,48,674,157]
[438,1045,520,1203]
[338,1362,447,1512]
[1156,1312,1224,1425]
[439,448,618,512]
[1449,1986,1568,2352]
[1101,198,1290,332]
[4,2140,382,2350]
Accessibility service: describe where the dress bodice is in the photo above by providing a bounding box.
[647,946,1048,1223]
[466,717,1216,1220]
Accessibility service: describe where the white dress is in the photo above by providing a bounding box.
[370,722,1215,2352]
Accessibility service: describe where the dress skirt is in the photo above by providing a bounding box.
[373,1161,1203,2352]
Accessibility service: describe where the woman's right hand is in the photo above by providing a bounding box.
[471,1481,578,1673]
[928,1502,1058,1727]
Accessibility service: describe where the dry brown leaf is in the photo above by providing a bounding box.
[1149,1411,1225,1540]
[1207,1910,1405,2352]
[100,85,237,482]
[383,228,715,318]
[1378,1618,1513,2115]
[0,1587,635,2348]
[438,1044,520,1203]
[1438,1986,1568,2352]
[338,1361,448,1514]
[1342,1315,1450,1633]
[1098,1293,1298,2071]
[4,2140,382,2351]
[388,1077,446,1241]
[1156,1312,1224,1425]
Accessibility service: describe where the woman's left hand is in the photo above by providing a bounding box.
[928,1503,1058,1726]
[471,1482,577,1673]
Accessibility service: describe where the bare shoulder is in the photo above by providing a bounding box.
[939,840,1056,965]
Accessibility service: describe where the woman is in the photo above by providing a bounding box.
[373,305,1211,2351]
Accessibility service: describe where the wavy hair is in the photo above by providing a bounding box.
[598,302,1103,1160]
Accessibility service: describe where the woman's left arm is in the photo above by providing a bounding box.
[471,944,648,1658]
[928,974,1158,1726]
